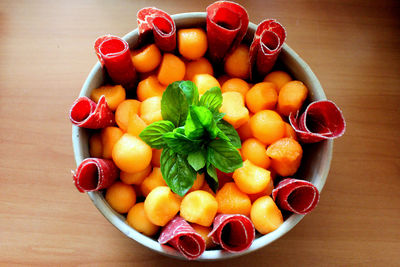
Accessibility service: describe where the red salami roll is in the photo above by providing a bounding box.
[94,35,137,89]
[158,216,205,260]
[249,19,286,79]
[72,158,119,193]
[206,1,249,63]
[289,100,346,143]
[137,7,176,52]
[272,178,319,215]
[69,95,115,129]
[208,214,255,253]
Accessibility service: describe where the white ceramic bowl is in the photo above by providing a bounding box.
[72,12,332,261]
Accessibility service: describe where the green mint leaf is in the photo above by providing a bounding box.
[187,149,206,171]
[162,130,200,154]
[186,106,219,139]
[184,107,205,139]
[160,148,197,197]
[213,112,226,122]
[199,87,223,113]
[179,81,199,105]
[139,120,175,149]
[217,119,241,148]
[205,163,218,193]
[207,139,243,173]
[161,82,189,127]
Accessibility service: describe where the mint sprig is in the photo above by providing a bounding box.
[139,81,242,196]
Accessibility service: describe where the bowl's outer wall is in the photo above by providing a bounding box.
[72,12,333,261]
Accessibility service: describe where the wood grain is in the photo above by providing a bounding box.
[0,0,399,266]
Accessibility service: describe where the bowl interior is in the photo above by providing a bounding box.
[72,12,333,261]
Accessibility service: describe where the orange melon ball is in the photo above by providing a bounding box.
[250,196,283,234]
[191,224,216,249]
[220,92,249,129]
[178,28,208,60]
[115,99,141,131]
[221,78,250,98]
[188,173,205,193]
[233,160,271,194]
[193,73,221,95]
[137,75,166,102]
[217,75,231,87]
[144,186,182,226]
[216,182,252,216]
[241,138,271,169]
[248,178,274,203]
[200,182,216,196]
[250,110,285,145]
[151,149,162,167]
[100,126,123,159]
[126,202,160,236]
[263,71,292,92]
[90,84,126,111]
[120,164,151,185]
[224,44,250,80]
[89,132,102,158]
[140,167,167,197]
[105,181,136,214]
[180,190,218,227]
[266,137,303,176]
[157,53,185,85]
[236,116,253,141]
[245,82,278,113]
[277,81,308,116]
[184,57,214,81]
[126,113,147,137]
[140,96,162,125]
[131,44,162,73]
[112,133,152,173]
[284,122,297,139]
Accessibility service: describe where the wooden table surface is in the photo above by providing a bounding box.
[1,0,399,266]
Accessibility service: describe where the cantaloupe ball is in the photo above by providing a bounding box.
[250,110,285,145]
[126,113,147,137]
[193,73,221,95]
[178,28,208,60]
[90,84,126,111]
[221,78,250,98]
[217,75,231,87]
[101,126,123,159]
[115,99,141,131]
[284,122,297,139]
[137,75,166,102]
[248,178,274,203]
[112,133,152,173]
[131,44,162,73]
[144,186,182,226]
[120,164,152,185]
[191,224,216,249]
[236,116,253,141]
[250,196,283,234]
[200,182,216,196]
[140,167,167,197]
[89,132,102,157]
[157,53,185,85]
[184,57,214,81]
[105,181,136,214]
[241,138,271,169]
[277,81,308,116]
[220,92,249,129]
[140,96,162,125]
[151,149,162,167]
[216,182,251,216]
[245,82,278,113]
[126,202,159,236]
[266,137,303,176]
[224,44,250,80]
[180,190,218,227]
[263,71,292,92]
[232,160,271,194]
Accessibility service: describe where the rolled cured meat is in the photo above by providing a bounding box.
[208,214,255,253]
[73,158,119,193]
[158,216,206,260]
[94,35,137,89]
[137,7,176,52]
[249,19,286,79]
[272,178,319,215]
[289,100,346,143]
[69,95,115,129]
[206,1,249,63]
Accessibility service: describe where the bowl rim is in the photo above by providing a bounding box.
[72,12,333,261]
